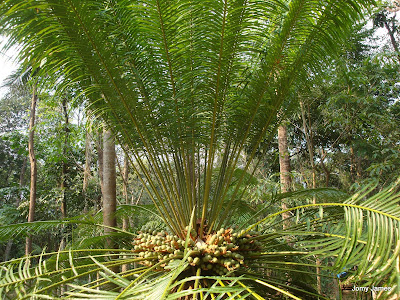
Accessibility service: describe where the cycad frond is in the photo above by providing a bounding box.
[0,0,386,298]
[248,179,400,297]
[0,217,93,243]
[1,183,398,298]
[0,0,376,237]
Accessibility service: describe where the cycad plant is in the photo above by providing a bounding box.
[1,0,400,299]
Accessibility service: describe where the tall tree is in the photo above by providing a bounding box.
[121,152,130,273]
[58,97,69,252]
[102,128,116,250]
[82,129,92,213]
[96,129,104,212]
[299,100,317,192]
[25,84,37,255]
[60,97,69,219]
[122,152,130,231]
[277,124,291,229]
[374,9,400,62]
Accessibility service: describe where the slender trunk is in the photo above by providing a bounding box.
[350,146,356,183]
[60,98,69,219]
[83,130,92,213]
[300,101,316,191]
[385,20,400,51]
[26,85,37,256]
[18,157,27,207]
[278,124,293,285]
[59,99,69,256]
[102,128,118,278]
[122,153,129,231]
[97,130,104,211]
[135,187,144,205]
[103,129,117,247]
[300,100,321,294]
[278,125,291,229]
[383,19,400,63]
[121,153,130,273]
[3,240,13,261]
[187,152,196,213]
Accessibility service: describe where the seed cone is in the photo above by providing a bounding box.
[133,226,262,274]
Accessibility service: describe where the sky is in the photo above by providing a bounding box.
[0,37,19,97]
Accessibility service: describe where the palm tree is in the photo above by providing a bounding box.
[1,0,399,299]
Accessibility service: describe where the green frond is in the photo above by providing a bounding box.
[0,216,95,243]
[115,204,164,224]
[246,179,400,296]
[0,0,376,235]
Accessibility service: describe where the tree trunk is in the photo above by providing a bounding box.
[59,98,69,255]
[278,125,291,229]
[3,240,13,261]
[18,157,27,207]
[122,153,129,231]
[60,98,69,219]
[300,100,321,294]
[299,100,317,191]
[382,18,400,63]
[103,129,117,248]
[97,130,104,211]
[122,153,130,273]
[350,146,356,183]
[102,128,119,278]
[26,84,38,256]
[83,130,92,213]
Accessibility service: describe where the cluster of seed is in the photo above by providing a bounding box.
[133,225,262,275]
